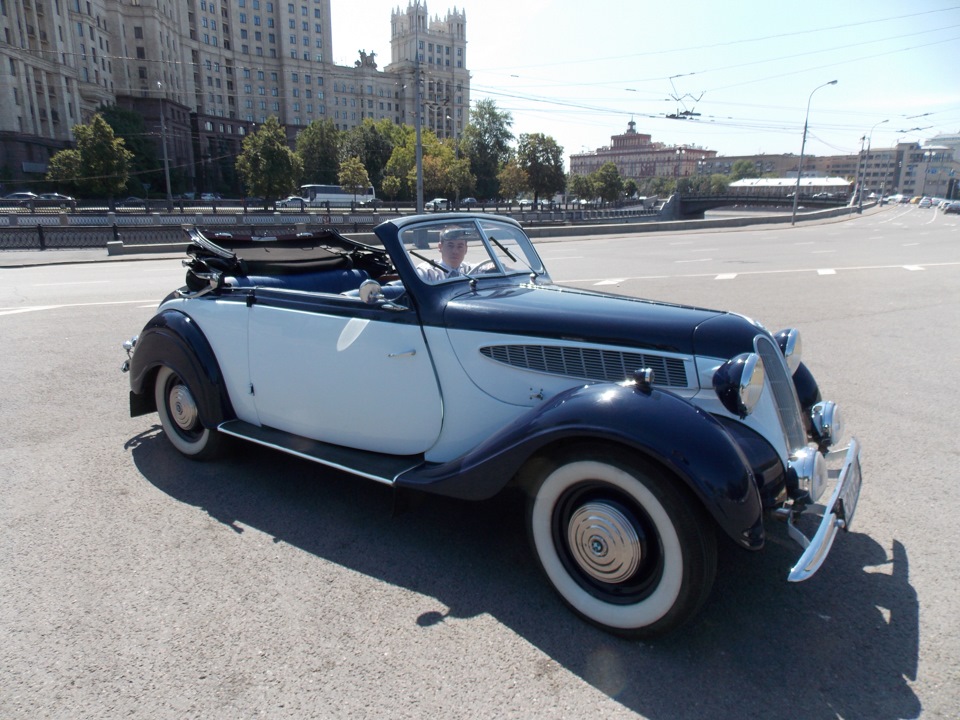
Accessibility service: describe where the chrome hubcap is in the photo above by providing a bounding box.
[567,502,642,583]
[168,383,198,432]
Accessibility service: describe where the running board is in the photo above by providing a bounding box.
[217,420,424,484]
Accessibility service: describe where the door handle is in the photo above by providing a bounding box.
[387,349,417,358]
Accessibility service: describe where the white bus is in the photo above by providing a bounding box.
[298,184,376,206]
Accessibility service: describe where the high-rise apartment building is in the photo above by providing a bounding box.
[0,0,470,194]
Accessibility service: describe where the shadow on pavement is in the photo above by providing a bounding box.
[129,427,920,720]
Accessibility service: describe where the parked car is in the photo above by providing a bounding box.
[4,191,39,203]
[918,197,933,208]
[116,196,144,207]
[122,214,863,637]
[275,196,307,209]
[426,197,448,211]
[36,192,75,206]
[461,197,478,207]
[943,201,960,214]
[200,193,222,201]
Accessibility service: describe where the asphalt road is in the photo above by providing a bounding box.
[1,204,958,719]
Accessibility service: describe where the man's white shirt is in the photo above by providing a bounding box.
[415,261,475,282]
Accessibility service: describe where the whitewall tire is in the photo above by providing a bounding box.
[527,448,716,637]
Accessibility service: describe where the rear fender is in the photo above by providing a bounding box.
[128,309,233,427]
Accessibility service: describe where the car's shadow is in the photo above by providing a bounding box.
[129,428,919,720]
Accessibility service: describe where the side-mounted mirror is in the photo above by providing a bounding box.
[358,279,407,312]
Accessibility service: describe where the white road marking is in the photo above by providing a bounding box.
[675,258,713,264]
[32,280,111,287]
[563,261,960,285]
[594,279,626,286]
[0,299,158,317]
[904,265,924,271]
[817,269,837,275]
[716,273,738,280]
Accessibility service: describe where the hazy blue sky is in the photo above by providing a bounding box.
[331,1,960,165]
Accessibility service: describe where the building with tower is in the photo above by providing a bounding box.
[0,0,470,195]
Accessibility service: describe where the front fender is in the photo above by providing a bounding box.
[396,382,764,549]
[128,309,233,427]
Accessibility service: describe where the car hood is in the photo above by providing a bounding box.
[442,283,762,357]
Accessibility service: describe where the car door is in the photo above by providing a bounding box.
[246,288,442,455]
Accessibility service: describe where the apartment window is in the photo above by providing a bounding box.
[136,47,145,59]
[134,26,143,39]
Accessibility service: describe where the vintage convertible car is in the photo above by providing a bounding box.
[122,213,862,637]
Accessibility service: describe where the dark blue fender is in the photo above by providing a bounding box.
[396,382,765,549]
[793,361,822,410]
[128,309,233,428]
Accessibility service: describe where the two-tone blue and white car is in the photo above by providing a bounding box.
[122,213,862,637]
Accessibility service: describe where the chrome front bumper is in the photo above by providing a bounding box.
[785,437,863,582]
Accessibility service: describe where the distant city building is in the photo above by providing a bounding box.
[569,120,717,181]
[0,0,469,193]
[575,120,959,201]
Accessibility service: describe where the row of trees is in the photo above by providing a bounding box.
[44,98,734,204]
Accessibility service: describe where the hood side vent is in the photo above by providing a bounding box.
[480,344,689,387]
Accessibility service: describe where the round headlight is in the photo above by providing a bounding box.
[713,353,765,418]
[788,445,828,503]
[811,400,845,448]
[775,328,802,374]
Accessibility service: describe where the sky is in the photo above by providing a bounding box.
[329,0,960,168]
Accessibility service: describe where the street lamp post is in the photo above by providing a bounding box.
[157,82,173,209]
[446,113,459,207]
[920,150,933,197]
[791,80,838,226]
[859,118,889,212]
[413,0,424,214]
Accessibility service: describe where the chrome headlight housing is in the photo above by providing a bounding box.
[810,400,845,448]
[713,353,765,418]
[788,445,828,503]
[775,328,802,374]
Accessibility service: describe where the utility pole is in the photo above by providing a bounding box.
[157,82,173,210]
[792,80,837,226]
[414,1,424,213]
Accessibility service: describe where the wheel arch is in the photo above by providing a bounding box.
[128,309,234,428]
[399,382,765,550]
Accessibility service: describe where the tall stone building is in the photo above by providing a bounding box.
[0,0,470,195]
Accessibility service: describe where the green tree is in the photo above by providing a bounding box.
[624,178,639,198]
[497,160,528,201]
[98,104,162,196]
[381,174,402,200]
[461,98,514,201]
[568,173,595,201]
[45,150,82,196]
[337,155,371,204]
[516,133,565,203]
[591,162,624,203]
[730,159,758,181]
[341,118,398,192]
[47,114,133,199]
[235,116,303,201]
[296,118,340,184]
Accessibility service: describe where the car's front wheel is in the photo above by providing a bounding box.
[154,365,224,460]
[527,447,717,637]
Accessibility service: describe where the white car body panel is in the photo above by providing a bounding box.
[247,299,443,455]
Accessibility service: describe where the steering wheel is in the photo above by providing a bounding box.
[471,259,498,274]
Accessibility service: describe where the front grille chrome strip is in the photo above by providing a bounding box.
[755,335,806,451]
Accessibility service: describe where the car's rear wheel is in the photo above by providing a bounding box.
[154,365,224,460]
[527,447,717,637]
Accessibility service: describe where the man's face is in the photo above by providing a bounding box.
[439,238,468,267]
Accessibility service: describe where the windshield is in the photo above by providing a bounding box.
[399,218,548,284]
